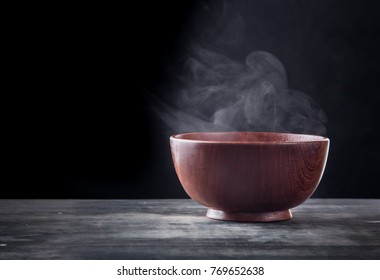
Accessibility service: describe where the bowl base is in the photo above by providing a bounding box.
[206,208,292,222]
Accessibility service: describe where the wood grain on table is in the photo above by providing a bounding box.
[0,199,379,259]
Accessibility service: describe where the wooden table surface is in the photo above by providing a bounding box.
[0,199,379,259]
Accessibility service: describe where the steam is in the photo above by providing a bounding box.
[152,2,327,135]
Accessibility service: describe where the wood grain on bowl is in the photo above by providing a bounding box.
[170,132,329,222]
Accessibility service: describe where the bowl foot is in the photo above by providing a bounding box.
[206,208,292,222]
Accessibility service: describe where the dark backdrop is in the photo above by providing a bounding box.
[5,0,380,198]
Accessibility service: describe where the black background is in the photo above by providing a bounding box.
[5,0,380,198]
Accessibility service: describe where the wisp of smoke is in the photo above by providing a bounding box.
[153,46,327,135]
[150,1,327,136]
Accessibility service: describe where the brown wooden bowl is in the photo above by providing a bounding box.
[170,132,329,222]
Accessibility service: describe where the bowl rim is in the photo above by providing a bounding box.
[170,131,329,145]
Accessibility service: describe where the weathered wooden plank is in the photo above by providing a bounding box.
[0,199,379,259]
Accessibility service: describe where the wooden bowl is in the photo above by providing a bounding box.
[170,132,329,222]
